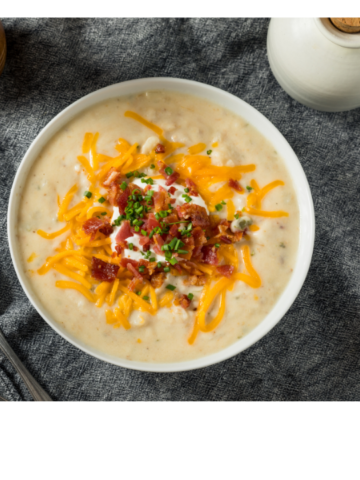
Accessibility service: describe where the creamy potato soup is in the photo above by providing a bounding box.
[17,91,299,363]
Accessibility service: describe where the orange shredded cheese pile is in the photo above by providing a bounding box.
[34,110,289,343]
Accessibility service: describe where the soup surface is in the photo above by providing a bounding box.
[17,91,299,363]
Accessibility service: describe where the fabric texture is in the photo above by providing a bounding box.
[1,18,359,401]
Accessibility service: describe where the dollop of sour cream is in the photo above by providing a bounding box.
[110,178,208,262]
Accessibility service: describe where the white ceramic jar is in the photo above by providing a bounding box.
[267,18,360,112]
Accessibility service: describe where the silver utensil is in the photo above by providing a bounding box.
[0,328,52,401]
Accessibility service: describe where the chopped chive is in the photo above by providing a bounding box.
[246,186,253,192]
[207,149,212,155]
[150,164,155,169]
[157,262,162,268]
[98,196,106,204]
[134,226,140,232]
[215,204,223,211]
[164,266,170,272]
[84,191,92,199]
[184,187,189,193]
[215,243,220,248]
[128,243,134,250]
[166,284,176,291]
[178,249,188,254]
[136,291,141,296]
[188,293,194,300]
[120,181,127,191]
[143,295,150,301]
[169,238,178,250]
[138,265,145,273]
[169,258,178,265]
[234,213,240,219]
[182,194,192,203]
[126,172,134,178]
[101,212,107,216]
[165,167,173,176]
[141,229,147,236]
[149,257,156,262]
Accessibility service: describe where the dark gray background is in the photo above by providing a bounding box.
[1,18,359,401]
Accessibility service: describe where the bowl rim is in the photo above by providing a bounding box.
[7,77,315,372]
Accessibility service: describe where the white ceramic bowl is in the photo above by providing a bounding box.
[8,78,315,372]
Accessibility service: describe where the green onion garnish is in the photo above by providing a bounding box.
[166,284,176,291]
[84,191,92,199]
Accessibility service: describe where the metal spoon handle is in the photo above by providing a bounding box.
[0,330,52,401]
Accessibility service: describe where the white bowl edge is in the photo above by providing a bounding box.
[7,77,315,372]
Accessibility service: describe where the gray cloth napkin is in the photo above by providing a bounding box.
[1,18,360,401]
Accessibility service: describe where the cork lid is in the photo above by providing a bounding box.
[330,18,360,34]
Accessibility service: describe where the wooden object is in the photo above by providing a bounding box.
[0,21,6,76]
[330,18,360,34]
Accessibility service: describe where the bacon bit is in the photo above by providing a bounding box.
[192,226,207,246]
[146,261,158,276]
[153,234,165,248]
[201,246,219,265]
[139,236,150,247]
[99,223,113,236]
[115,221,132,243]
[229,178,243,193]
[170,198,176,204]
[115,245,123,256]
[144,184,152,193]
[217,265,235,278]
[150,272,166,289]
[173,263,183,273]
[165,171,180,186]
[82,218,113,239]
[169,224,181,237]
[103,168,121,186]
[128,277,142,292]
[91,257,119,282]
[220,235,232,244]
[162,213,178,224]
[185,178,199,196]
[177,204,210,228]
[155,143,165,154]
[181,260,204,276]
[117,187,131,213]
[168,186,177,195]
[153,190,169,212]
[183,275,207,286]
[158,160,180,186]
[179,294,191,309]
[191,246,203,262]
[126,262,143,280]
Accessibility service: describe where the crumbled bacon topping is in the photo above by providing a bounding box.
[216,265,235,278]
[183,275,207,286]
[185,178,199,196]
[176,204,210,227]
[83,218,113,239]
[100,162,249,288]
[179,294,191,309]
[91,257,119,282]
[155,143,165,154]
[228,178,243,193]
